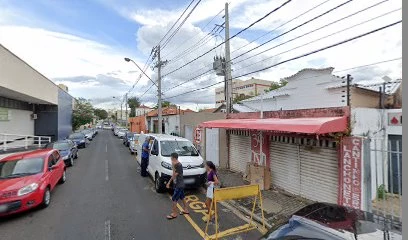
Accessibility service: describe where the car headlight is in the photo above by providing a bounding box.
[17,183,39,196]
[200,162,205,168]
[62,155,69,160]
[161,161,172,170]
[80,139,85,143]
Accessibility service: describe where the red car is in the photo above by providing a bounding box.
[0,149,66,216]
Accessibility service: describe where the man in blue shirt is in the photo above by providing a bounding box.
[141,137,151,177]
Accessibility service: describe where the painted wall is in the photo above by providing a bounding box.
[0,108,34,135]
[351,108,402,201]
[0,44,58,105]
[180,112,227,164]
[148,115,179,135]
[57,88,73,140]
[128,116,147,133]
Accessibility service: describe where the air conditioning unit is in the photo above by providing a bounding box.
[31,114,38,120]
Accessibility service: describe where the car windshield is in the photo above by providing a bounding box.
[160,140,199,157]
[69,133,84,139]
[0,158,44,179]
[46,142,70,150]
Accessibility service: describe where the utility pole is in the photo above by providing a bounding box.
[120,102,123,124]
[153,45,167,134]
[224,2,233,114]
[125,93,128,128]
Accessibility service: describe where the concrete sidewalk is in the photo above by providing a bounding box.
[217,169,312,228]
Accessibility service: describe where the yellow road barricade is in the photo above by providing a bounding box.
[204,184,267,240]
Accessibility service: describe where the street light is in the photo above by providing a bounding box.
[124,57,162,134]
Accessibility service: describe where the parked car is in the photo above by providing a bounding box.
[136,134,206,193]
[96,125,102,129]
[103,124,111,130]
[113,127,122,136]
[261,202,402,240]
[91,128,98,137]
[67,132,87,148]
[44,140,78,167]
[129,134,140,155]
[123,132,136,147]
[117,129,127,139]
[81,129,93,141]
[0,149,67,216]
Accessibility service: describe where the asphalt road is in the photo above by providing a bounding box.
[0,130,201,240]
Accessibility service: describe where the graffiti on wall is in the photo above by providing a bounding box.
[250,131,270,166]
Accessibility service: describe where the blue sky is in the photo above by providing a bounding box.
[0,0,402,109]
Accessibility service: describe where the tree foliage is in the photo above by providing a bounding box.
[265,79,288,92]
[154,101,174,109]
[233,94,253,104]
[72,98,94,130]
[94,108,108,120]
[127,97,141,117]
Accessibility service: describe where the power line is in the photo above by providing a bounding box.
[233,0,391,66]
[157,0,196,46]
[233,20,401,79]
[164,3,398,92]
[233,7,401,72]
[164,57,401,100]
[230,0,355,63]
[162,0,293,77]
[161,0,203,50]
[162,8,224,59]
[231,0,332,54]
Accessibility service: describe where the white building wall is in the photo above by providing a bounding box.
[148,115,180,135]
[351,108,402,201]
[0,45,58,105]
[242,70,346,111]
[0,108,34,135]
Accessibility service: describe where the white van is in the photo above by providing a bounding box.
[136,134,206,193]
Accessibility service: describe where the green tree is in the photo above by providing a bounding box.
[72,98,94,130]
[111,114,116,121]
[265,79,288,92]
[127,97,141,117]
[94,108,108,120]
[153,101,174,109]
[233,94,252,104]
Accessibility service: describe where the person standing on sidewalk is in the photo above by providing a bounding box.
[166,152,189,220]
[140,137,151,177]
[204,161,219,222]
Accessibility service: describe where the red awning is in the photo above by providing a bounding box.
[200,117,347,135]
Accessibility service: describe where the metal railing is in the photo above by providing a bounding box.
[369,137,402,230]
[0,133,52,151]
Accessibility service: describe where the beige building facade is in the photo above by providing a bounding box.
[215,77,272,106]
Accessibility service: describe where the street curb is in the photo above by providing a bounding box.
[199,187,272,230]
[227,200,273,229]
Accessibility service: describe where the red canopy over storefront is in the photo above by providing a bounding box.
[200,116,347,135]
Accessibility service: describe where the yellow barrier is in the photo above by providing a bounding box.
[204,184,266,240]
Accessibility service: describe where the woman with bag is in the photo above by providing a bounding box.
[204,161,219,222]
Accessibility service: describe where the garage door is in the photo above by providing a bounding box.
[229,134,251,173]
[299,146,338,203]
[270,141,300,195]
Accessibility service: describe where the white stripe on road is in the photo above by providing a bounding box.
[105,143,107,153]
[105,159,109,181]
[104,220,111,240]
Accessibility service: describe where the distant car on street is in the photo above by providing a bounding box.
[117,129,127,139]
[123,132,136,147]
[261,202,402,240]
[44,140,78,167]
[67,133,87,148]
[81,129,93,141]
[0,149,67,216]
[129,134,140,155]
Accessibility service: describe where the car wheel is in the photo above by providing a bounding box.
[69,157,74,167]
[41,187,51,208]
[59,170,67,184]
[155,173,165,193]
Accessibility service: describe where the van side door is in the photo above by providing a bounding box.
[148,139,159,176]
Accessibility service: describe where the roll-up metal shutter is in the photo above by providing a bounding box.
[229,134,251,173]
[299,146,338,203]
[270,141,300,195]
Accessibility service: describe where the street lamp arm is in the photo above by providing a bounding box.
[124,57,158,88]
